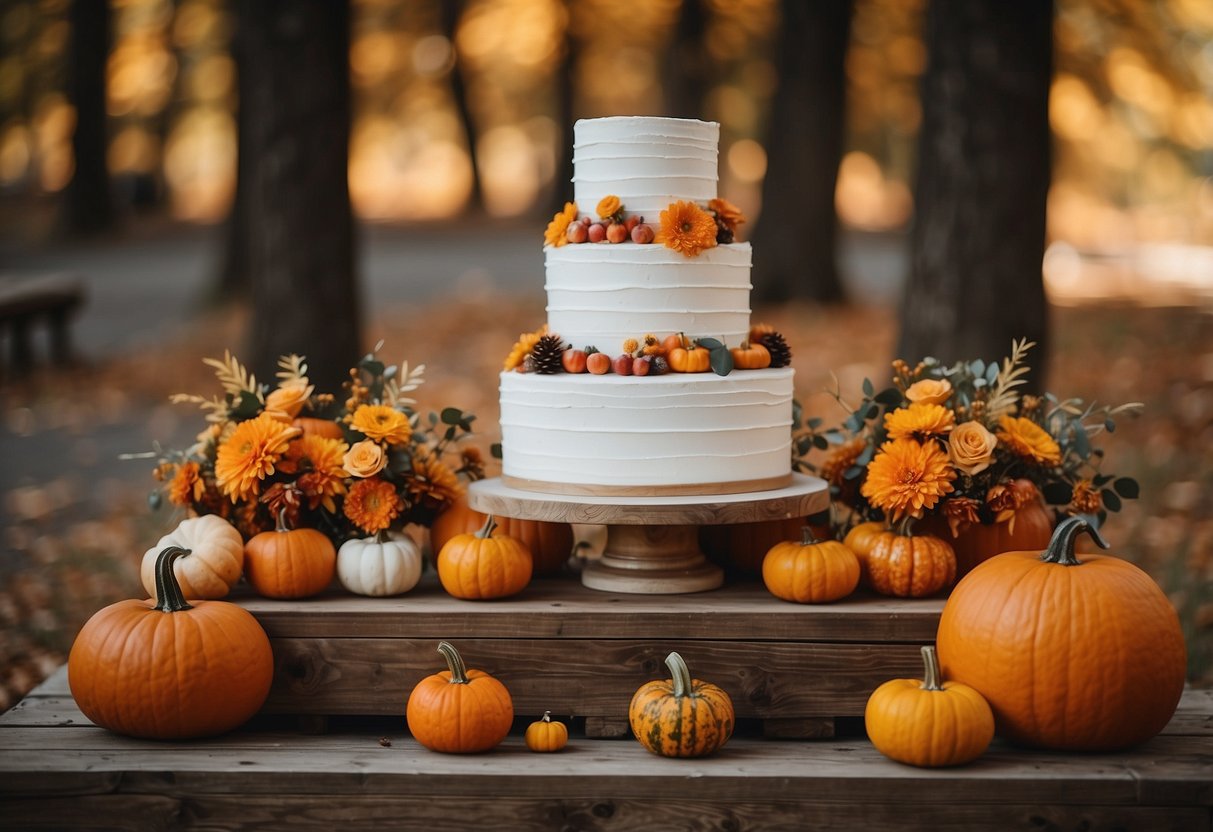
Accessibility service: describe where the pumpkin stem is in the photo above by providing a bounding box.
[437,641,470,685]
[541,710,552,723]
[152,546,194,613]
[800,525,822,546]
[1039,515,1109,566]
[920,645,944,692]
[274,507,292,533]
[897,515,915,537]
[476,515,498,540]
[375,529,391,545]
[664,651,693,699]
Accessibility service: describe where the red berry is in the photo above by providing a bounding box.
[624,215,640,233]
[562,349,587,373]
[631,223,655,244]
[632,356,651,376]
[606,222,629,244]
[566,222,588,244]
[587,223,607,243]
[612,354,633,375]
[587,352,611,374]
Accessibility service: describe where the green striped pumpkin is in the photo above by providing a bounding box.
[628,652,734,758]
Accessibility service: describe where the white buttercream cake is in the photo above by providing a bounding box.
[499,116,795,496]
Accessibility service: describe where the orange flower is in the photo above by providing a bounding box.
[544,202,579,248]
[407,453,466,511]
[940,497,982,538]
[596,195,622,220]
[343,439,387,478]
[708,197,745,231]
[167,461,205,507]
[656,200,718,258]
[860,438,956,521]
[282,434,349,512]
[905,378,953,406]
[883,403,955,440]
[350,404,412,446]
[948,420,998,476]
[820,438,866,488]
[504,325,546,371]
[264,379,314,422]
[214,414,300,503]
[1068,479,1103,515]
[997,415,1061,466]
[344,477,403,534]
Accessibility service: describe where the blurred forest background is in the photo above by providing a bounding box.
[0,0,1211,710]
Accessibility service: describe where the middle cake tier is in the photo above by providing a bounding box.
[498,367,794,496]
[545,241,752,351]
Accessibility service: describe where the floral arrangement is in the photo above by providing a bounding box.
[147,349,484,542]
[796,340,1141,535]
[543,195,745,256]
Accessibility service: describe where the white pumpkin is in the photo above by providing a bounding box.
[337,532,423,597]
[140,515,244,601]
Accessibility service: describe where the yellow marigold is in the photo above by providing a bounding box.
[860,438,956,521]
[504,325,546,371]
[622,337,640,355]
[544,202,579,248]
[708,197,745,231]
[904,378,953,406]
[167,461,206,507]
[214,414,300,503]
[883,403,955,440]
[407,453,466,511]
[350,404,412,446]
[596,194,622,220]
[282,435,349,513]
[343,477,403,535]
[656,200,718,258]
[264,379,314,422]
[997,415,1061,466]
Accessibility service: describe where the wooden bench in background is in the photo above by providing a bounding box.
[0,274,86,379]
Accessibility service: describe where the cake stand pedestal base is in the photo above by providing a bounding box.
[580,524,722,594]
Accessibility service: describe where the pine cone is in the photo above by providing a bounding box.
[756,330,792,368]
[531,333,566,374]
[715,218,734,245]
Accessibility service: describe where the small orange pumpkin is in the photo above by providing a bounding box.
[865,645,994,767]
[629,651,734,758]
[437,515,533,600]
[406,641,514,753]
[243,509,336,599]
[668,343,711,373]
[292,416,345,440]
[865,528,956,598]
[729,340,771,370]
[68,547,274,739]
[525,711,569,752]
[762,527,860,603]
[431,495,574,577]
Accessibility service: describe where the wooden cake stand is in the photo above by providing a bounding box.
[467,474,829,595]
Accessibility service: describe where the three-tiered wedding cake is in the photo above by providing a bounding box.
[499,116,795,496]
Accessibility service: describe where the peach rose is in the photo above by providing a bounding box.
[264,380,314,422]
[905,378,953,406]
[343,440,387,478]
[948,421,998,476]
[596,194,621,220]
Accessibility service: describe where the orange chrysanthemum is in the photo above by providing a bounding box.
[820,438,867,487]
[1068,478,1103,515]
[504,325,547,371]
[860,438,956,521]
[407,453,466,511]
[884,403,955,440]
[544,202,579,247]
[350,404,412,446]
[656,200,718,258]
[214,414,300,503]
[167,461,206,507]
[282,435,349,512]
[997,415,1061,466]
[708,197,745,231]
[343,477,403,534]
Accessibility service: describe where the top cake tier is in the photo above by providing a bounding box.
[572,117,719,221]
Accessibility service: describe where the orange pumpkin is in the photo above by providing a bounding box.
[431,495,573,577]
[437,515,533,600]
[699,517,829,574]
[406,641,514,753]
[762,527,860,603]
[668,343,711,373]
[68,547,273,739]
[937,517,1187,750]
[629,651,734,758]
[866,529,956,597]
[292,416,345,440]
[729,340,771,370]
[920,480,1054,577]
[525,711,569,752]
[244,509,336,599]
[842,521,887,581]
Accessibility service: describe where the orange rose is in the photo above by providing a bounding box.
[264,380,314,422]
[596,194,622,220]
[948,421,998,476]
[905,378,953,406]
[343,440,387,478]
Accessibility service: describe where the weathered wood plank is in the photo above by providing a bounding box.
[0,696,89,727]
[262,637,924,717]
[0,794,1207,832]
[1169,689,1213,736]
[237,578,944,642]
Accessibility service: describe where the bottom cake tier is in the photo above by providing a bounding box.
[498,367,794,496]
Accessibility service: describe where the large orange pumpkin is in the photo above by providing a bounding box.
[431,495,573,577]
[68,547,274,739]
[920,480,1054,577]
[406,641,514,753]
[244,510,336,599]
[937,516,1187,750]
[866,529,956,598]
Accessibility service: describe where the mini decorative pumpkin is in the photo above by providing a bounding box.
[406,641,514,753]
[292,416,345,440]
[865,529,956,597]
[729,340,771,370]
[920,479,1054,577]
[525,711,568,752]
[140,514,243,600]
[431,495,574,576]
[68,546,274,739]
[668,342,711,373]
[437,515,533,600]
[629,651,734,758]
[865,645,994,767]
[762,527,860,604]
[244,509,336,599]
[336,531,422,597]
[937,516,1187,750]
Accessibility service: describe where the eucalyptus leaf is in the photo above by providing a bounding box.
[710,346,734,376]
[1073,424,1091,459]
[1101,489,1122,512]
[360,358,385,378]
[812,435,829,450]
[697,337,723,350]
[863,402,879,420]
[986,363,999,384]
[1042,481,1074,505]
[843,465,864,480]
[490,442,503,459]
[1113,477,1140,499]
[440,407,463,425]
[1105,418,1116,433]
[232,390,262,419]
[863,378,874,397]
[856,445,875,466]
[807,416,823,430]
[874,388,903,407]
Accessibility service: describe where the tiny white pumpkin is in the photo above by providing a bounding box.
[337,532,423,597]
[140,515,244,601]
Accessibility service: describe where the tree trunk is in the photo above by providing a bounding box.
[442,0,482,213]
[65,0,113,236]
[898,0,1053,386]
[242,0,360,393]
[751,0,851,304]
[217,1,253,301]
[551,0,578,213]
[663,0,710,119]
